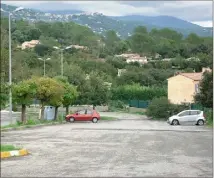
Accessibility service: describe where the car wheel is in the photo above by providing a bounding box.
[172,119,179,126]
[92,117,98,123]
[69,117,75,123]
[197,119,204,126]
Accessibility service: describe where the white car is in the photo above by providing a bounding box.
[167,110,206,126]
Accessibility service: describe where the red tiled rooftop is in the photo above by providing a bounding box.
[179,72,203,81]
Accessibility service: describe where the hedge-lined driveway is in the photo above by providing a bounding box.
[1,113,212,177]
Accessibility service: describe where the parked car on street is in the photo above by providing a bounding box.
[65,109,100,123]
[167,110,205,126]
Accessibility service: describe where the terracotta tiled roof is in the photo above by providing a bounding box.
[179,72,203,81]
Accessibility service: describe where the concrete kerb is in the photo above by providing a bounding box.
[1,119,118,132]
[1,149,29,159]
[1,121,68,132]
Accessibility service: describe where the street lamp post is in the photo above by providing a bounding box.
[1,7,24,124]
[38,58,51,76]
[53,46,72,76]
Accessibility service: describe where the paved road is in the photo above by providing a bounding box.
[1,113,213,177]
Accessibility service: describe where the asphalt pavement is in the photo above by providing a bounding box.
[1,112,213,177]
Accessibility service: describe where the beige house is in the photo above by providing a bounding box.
[21,40,40,50]
[167,68,211,104]
[115,53,148,64]
[117,69,127,77]
[168,72,202,104]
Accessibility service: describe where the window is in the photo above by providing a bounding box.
[78,110,86,115]
[195,84,199,93]
[86,110,93,115]
[178,111,190,117]
[190,111,200,115]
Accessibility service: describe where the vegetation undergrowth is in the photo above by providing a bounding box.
[101,116,117,121]
[1,116,65,130]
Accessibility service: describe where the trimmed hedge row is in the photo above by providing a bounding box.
[111,84,167,101]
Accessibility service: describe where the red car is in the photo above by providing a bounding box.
[65,109,100,123]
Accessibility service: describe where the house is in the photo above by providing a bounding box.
[21,40,40,50]
[70,45,88,50]
[117,69,126,77]
[167,68,211,104]
[115,53,148,64]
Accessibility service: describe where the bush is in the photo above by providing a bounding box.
[108,100,127,111]
[205,109,213,126]
[146,97,189,120]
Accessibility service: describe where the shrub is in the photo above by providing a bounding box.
[26,118,40,125]
[205,109,213,126]
[108,100,127,111]
[146,97,189,120]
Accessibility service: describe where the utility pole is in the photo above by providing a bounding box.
[53,45,72,76]
[38,58,51,76]
[1,7,24,124]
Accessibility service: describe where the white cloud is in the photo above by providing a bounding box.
[191,21,213,27]
[57,1,158,16]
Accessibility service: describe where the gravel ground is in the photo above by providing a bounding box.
[1,112,213,177]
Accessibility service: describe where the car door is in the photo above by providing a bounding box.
[76,110,86,121]
[190,110,200,124]
[178,111,191,125]
[84,109,93,121]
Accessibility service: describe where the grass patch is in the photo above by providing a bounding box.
[101,116,117,121]
[1,144,21,152]
[129,111,145,115]
[1,117,65,130]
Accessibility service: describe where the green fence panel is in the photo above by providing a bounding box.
[128,100,150,108]
[129,100,139,108]
[191,103,203,110]
[138,100,150,108]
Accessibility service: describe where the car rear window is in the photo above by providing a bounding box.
[87,110,93,114]
[190,111,201,115]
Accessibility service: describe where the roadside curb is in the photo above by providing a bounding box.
[1,121,67,132]
[1,119,119,132]
[1,149,29,159]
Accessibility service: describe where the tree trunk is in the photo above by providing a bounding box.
[54,106,58,120]
[21,104,26,124]
[66,106,69,115]
[39,103,45,120]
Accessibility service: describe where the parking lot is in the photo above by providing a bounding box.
[1,113,213,177]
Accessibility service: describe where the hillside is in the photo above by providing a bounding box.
[1,3,212,38]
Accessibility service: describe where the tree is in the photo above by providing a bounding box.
[186,33,203,45]
[54,76,78,115]
[129,27,154,55]
[194,71,213,108]
[0,83,9,110]
[33,77,64,120]
[77,74,110,106]
[134,26,148,34]
[34,44,53,57]
[12,79,37,123]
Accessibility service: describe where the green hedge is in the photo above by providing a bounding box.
[111,84,167,101]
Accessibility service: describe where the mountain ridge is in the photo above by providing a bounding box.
[1,3,212,38]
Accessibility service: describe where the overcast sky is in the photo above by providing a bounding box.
[2,1,213,27]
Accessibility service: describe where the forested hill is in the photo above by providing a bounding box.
[1,3,212,38]
[1,11,213,109]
